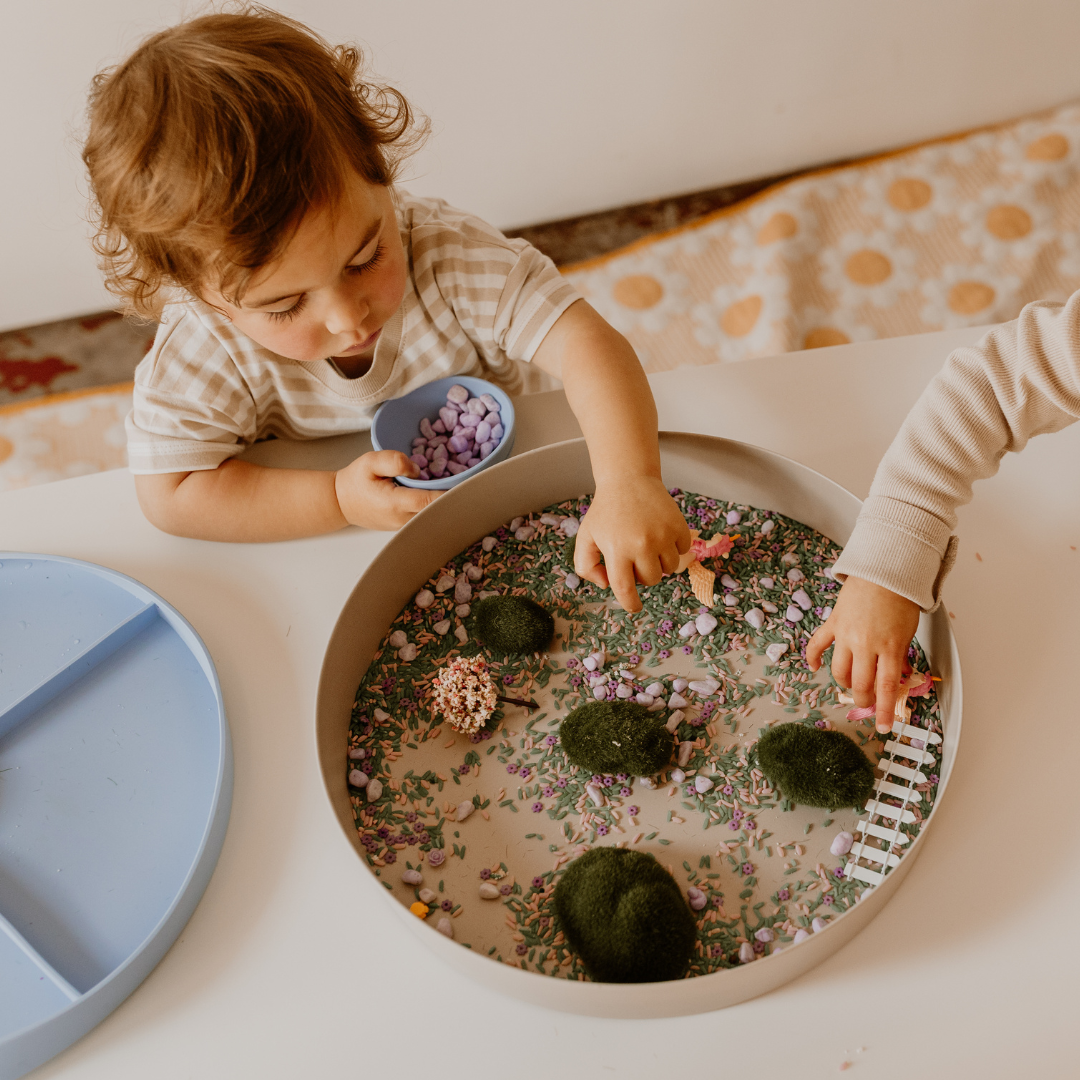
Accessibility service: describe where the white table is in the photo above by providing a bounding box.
[3,325,1077,1079]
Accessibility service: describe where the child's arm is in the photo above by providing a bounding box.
[807,296,1080,729]
[531,299,691,611]
[134,450,440,541]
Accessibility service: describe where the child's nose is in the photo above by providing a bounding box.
[324,291,369,336]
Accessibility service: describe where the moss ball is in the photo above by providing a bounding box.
[552,847,696,982]
[757,722,876,809]
[559,700,672,776]
[472,595,554,655]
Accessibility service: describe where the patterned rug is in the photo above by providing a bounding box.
[5,97,1080,491]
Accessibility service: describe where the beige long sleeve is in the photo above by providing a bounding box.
[833,294,1080,610]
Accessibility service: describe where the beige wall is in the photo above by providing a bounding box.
[4,0,1080,331]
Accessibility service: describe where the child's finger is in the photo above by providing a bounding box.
[830,644,854,691]
[658,546,682,575]
[365,449,419,479]
[606,556,642,613]
[574,531,609,589]
[633,553,664,588]
[391,485,443,518]
[873,653,905,734]
[805,623,835,671]
[849,653,878,710]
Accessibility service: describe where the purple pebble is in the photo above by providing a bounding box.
[475,421,491,443]
[429,435,448,446]
[446,384,469,405]
[491,423,504,442]
[439,407,459,429]
[467,456,481,467]
[431,418,446,434]
[420,417,435,439]
[452,424,467,437]
[431,442,448,459]
[480,394,499,412]
[449,434,470,453]
[455,452,472,465]
[479,440,496,459]
[411,436,426,448]
[446,461,466,474]
[483,411,500,426]
[418,469,430,480]
[459,412,480,430]
[429,461,446,478]
[410,453,428,469]
[466,397,486,416]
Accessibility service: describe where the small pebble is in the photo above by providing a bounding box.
[645,681,664,696]
[688,678,720,696]
[586,783,605,807]
[670,768,686,783]
[402,868,423,886]
[787,568,805,583]
[695,613,718,635]
[366,778,383,802]
[456,800,474,821]
[565,573,581,590]
[433,619,451,635]
[397,643,418,662]
[694,775,713,793]
[466,396,487,416]
[785,605,804,622]
[454,625,468,643]
[792,588,812,610]
[539,513,561,526]
[388,629,408,648]
[560,517,580,536]
[678,620,697,638]
[635,692,655,706]
[509,516,524,531]
[830,831,854,856]
[592,685,607,700]
[439,406,459,429]
[821,605,833,620]
[446,462,466,475]
[761,601,779,614]
[723,595,738,607]
[479,882,501,899]
[348,769,369,788]
[755,928,774,943]
[446,384,469,405]
[648,699,666,712]
[668,692,689,709]
[465,564,483,581]
[672,678,689,692]
[665,709,685,733]
[745,608,765,629]
[583,655,597,671]
[436,574,455,592]
[590,650,606,669]
[515,526,535,541]
[348,747,367,760]
[760,519,775,535]
[726,510,742,525]
[812,917,828,933]
[792,929,810,944]
[765,643,788,663]
[373,708,391,723]
[677,741,694,767]
[481,536,497,552]
[436,917,454,938]
[720,574,739,589]
[824,564,837,579]
[455,579,473,603]
[480,393,500,412]
[616,683,634,699]
[491,423,504,441]
[415,589,435,608]
[455,604,471,617]
[687,886,708,911]
[781,552,800,566]
[617,668,635,681]
[418,888,437,903]
[637,776,658,789]
[739,942,756,964]
[760,576,775,589]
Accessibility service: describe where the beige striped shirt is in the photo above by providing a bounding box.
[126,191,579,474]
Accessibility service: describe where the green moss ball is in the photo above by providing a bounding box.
[553,847,696,982]
[472,595,554,655]
[559,700,672,776]
[757,722,876,809]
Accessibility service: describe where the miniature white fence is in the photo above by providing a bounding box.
[844,719,941,887]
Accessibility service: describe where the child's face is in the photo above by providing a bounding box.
[203,172,407,364]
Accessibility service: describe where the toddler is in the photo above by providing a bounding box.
[807,295,1080,729]
[82,7,689,611]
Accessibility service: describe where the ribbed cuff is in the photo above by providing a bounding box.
[832,497,957,611]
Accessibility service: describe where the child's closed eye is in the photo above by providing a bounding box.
[348,243,385,276]
[264,244,386,323]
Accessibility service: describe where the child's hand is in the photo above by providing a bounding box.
[335,450,442,530]
[806,576,921,734]
[573,476,691,612]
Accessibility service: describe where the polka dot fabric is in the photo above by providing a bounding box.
[563,100,1080,369]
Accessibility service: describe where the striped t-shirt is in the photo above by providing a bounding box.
[126,191,580,474]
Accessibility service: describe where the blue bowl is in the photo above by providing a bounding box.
[370,376,516,490]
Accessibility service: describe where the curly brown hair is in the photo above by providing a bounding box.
[83,5,426,319]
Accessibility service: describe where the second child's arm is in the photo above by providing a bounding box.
[134,450,440,542]
[531,299,691,611]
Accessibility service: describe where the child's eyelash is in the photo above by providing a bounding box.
[264,244,385,323]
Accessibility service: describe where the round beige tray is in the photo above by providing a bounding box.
[315,432,962,1017]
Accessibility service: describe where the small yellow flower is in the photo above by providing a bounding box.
[409,901,430,919]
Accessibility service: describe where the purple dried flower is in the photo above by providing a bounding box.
[545,735,558,746]
[406,835,418,845]
[515,943,528,955]
[627,805,640,816]
[531,875,545,888]
[419,832,431,844]
[741,862,754,875]
[503,674,514,684]
[519,768,530,780]
[728,820,739,830]
[506,763,519,774]
[732,808,743,820]
[458,764,470,775]
[744,819,756,831]
[542,785,555,797]
[596,823,609,836]
[384,851,397,864]
[500,883,512,895]
[642,642,652,652]
[721,784,734,795]
[620,786,632,797]
[405,811,417,822]
[531,802,543,812]
[628,655,641,665]
[481,730,492,740]
[616,772,628,782]
[753,940,765,954]
[555,777,568,788]
[659,650,671,660]
[441,899,453,911]
[681,645,693,654]
[469,732,482,743]
[602,775,614,787]
[834,866,844,878]
[377,826,390,839]
[823,894,835,905]
[929,773,939,784]
[480,868,491,879]
[778,888,790,902]
[566,657,578,668]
